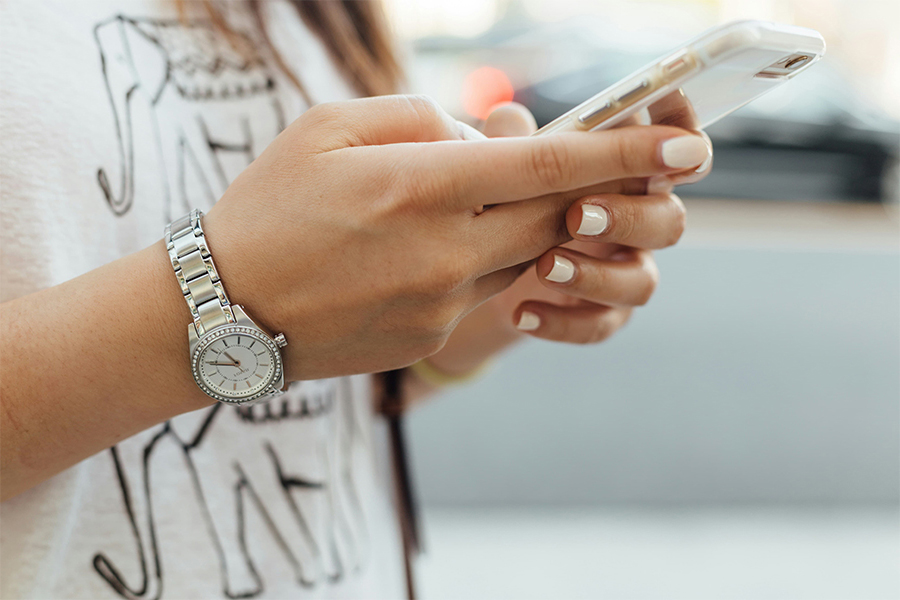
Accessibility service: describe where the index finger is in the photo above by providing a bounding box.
[409,125,712,207]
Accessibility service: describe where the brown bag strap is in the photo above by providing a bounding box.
[381,369,421,600]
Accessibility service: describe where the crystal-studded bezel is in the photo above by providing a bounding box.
[191,325,282,405]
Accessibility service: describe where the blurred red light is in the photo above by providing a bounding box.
[461,66,515,121]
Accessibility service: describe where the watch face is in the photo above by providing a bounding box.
[192,326,281,403]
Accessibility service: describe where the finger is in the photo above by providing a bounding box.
[482,102,538,138]
[472,188,684,273]
[414,125,712,207]
[471,261,535,305]
[535,247,659,307]
[513,302,633,344]
[470,187,685,274]
[468,103,537,214]
[471,191,573,272]
[610,108,651,128]
[669,130,713,185]
[643,91,712,187]
[566,192,686,249]
[544,175,670,201]
[647,89,701,130]
[525,176,655,201]
[304,95,461,150]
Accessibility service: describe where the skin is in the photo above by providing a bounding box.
[408,101,707,400]
[0,95,710,500]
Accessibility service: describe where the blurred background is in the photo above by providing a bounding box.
[380,0,900,598]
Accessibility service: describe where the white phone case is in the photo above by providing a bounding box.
[533,20,826,136]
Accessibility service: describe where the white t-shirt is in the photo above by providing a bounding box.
[0,1,406,598]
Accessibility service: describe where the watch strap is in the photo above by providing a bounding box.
[165,209,235,336]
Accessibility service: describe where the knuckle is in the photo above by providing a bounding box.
[414,300,464,345]
[636,259,660,306]
[612,200,638,242]
[590,326,612,344]
[399,162,459,211]
[560,315,597,345]
[413,252,473,298]
[302,101,343,128]
[666,198,687,246]
[405,94,441,117]
[403,94,450,132]
[588,314,617,344]
[580,324,605,344]
[418,337,448,359]
[608,132,638,175]
[584,263,608,296]
[635,280,656,306]
[593,316,616,344]
[530,137,575,189]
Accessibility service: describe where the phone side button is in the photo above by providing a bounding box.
[614,79,650,104]
[661,50,697,79]
[577,101,615,127]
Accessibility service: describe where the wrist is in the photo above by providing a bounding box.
[410,354,492,387]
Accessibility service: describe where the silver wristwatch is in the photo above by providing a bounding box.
[165,209,287,405]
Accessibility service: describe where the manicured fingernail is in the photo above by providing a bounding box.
[545,255,575,283]
[516,311,541,331]
[661,136,711,169]
[457,120,487,141]
[694,152,712,174]
[577,204,609,236]
[647,175,673,194]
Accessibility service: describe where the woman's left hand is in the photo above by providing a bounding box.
[418,102,706,381]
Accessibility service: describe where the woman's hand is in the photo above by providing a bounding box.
[422,102,710,378]
[0,95,711,498]
[203,95,713,381]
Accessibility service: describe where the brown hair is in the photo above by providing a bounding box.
[177,0,404,103]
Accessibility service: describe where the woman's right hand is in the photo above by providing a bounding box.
[202,95,711,381]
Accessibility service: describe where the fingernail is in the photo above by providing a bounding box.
[576,204,609,236]
[647,175,673,195]
[661,136,711,169]
[516,311,541,331]
[694,152,712,174]
[545,255,575,283]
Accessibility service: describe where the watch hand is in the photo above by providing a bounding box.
[206,361,240,367]
[223,351,241,366]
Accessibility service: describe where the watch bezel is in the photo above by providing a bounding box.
[191,325,283,404]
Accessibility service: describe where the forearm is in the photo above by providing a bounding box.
[0,240,213,500]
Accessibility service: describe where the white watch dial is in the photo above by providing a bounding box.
[193,327,280,401]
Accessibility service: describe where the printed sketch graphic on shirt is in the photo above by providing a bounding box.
[93,379,370,600]
[90,16,368,598]
[94,14,287,219]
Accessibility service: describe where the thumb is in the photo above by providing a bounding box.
[482,102,538,138]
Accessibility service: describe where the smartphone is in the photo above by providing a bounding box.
[533,20,825,136]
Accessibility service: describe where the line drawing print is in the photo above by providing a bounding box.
[93,379,369,600]
[89,14,367,599]
[93,14,287,220]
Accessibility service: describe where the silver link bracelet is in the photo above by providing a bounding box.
[164,209,235,335]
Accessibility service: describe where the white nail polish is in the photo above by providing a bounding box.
[516,311,541,331]
[647,175,673,195]
[694,152,712,174]
[545,255,575,283]
[661,136,711,169]
[576,204,609,236]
